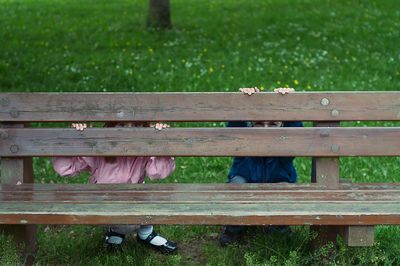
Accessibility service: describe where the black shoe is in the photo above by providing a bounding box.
[137,231,177,254]
[219,227,242,247]
[104,228,125,250]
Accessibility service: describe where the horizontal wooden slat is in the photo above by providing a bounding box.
[3,183,400,192]
[1,127,399,157]
[0,203,399,225]
[1,92,400,122]
[0,202,400,225]
[1,189,400,202]
[1,184,399,225]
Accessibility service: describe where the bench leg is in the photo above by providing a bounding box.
[344,226,375,246]
[311,225,346,249]
[1,157,37,265]
[312,225,375,249]
[311,155,345,250]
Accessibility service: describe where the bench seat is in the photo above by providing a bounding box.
[1,183,400,225]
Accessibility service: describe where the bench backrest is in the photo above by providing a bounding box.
[0,92,399,156]
[1,92,399,187]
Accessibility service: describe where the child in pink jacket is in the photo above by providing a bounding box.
[53,122,177,253]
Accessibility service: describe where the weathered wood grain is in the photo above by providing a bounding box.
[0,184,399,225]
[0,202,399,225]
[1,184,400,203]
[1,127,400,157]
[1,92,400,122]
[3,183,400,192]
[2,183,400,193]
[1,191,400,203]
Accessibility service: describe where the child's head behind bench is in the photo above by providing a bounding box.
[252,121,283,128]
[103,121,151,163]
[104,121,150,128]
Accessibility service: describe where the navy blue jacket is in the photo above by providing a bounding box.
[227,121,303,183]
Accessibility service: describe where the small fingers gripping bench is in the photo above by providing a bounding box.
[1,92,400,263]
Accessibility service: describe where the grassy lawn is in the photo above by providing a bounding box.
[1,0,400,264]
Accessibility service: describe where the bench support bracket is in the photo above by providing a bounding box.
[311,122,375,247]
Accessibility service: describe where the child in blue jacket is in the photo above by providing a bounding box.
[219,87,303,246]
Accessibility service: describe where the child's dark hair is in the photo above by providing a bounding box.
[104,122,150,128]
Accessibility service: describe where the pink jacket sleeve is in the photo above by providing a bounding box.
[53,157,94,177]
[145,157,176,180]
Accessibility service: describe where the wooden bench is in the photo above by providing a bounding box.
[1,92,400,263]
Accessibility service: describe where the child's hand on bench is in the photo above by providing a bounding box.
[152,123,170,131]
[239,87,295,95]
[274,87,295,94]
[239,87,260,95]
[72,123,87,131]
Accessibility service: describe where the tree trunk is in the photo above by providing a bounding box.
[146,0,172,29]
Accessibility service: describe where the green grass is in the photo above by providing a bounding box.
[1,0,399,92]
[1,0,400,264]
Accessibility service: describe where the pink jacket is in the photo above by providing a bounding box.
[53,156,175,184]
